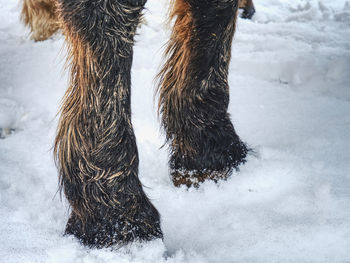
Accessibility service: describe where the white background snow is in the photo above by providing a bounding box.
[1,0,350,262]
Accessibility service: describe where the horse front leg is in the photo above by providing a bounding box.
[158,0,249,187]
[55,0,162,247]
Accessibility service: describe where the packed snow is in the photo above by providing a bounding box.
[1,0,350,262]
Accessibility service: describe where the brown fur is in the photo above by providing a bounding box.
[239,0,255,9]
[157,0,197,154]
[156,0,193,141]
[157,0,248,187]
[159,0,192,92]
[53,22,96,221]
[23,0,248,245]
[21,0,59,41]
[53,0,162,247]
[20,0,252,42]
[239,0,248,8]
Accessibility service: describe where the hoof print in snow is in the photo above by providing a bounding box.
[0,128,16,139]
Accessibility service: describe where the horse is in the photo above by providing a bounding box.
[21,0,253,248]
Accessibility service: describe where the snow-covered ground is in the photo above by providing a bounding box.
[1,0,350,262]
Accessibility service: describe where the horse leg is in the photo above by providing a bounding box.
[158,0,249,187]
[54,0,162,247]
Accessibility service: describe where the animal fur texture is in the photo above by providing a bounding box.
[21,0,255,41]
[22,0,253,248]
[21,0,59,41]
[157,0,249,187]
[54,0,162,247]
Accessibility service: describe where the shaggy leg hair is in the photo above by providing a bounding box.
[239,0,255,19]
[158,0,249,187]
[21,0,59,41]
[54,0,162,247]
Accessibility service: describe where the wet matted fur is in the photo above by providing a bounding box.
[21,0,255,42]
[21,0,59,41]
[54,0,162,248]
[22,0,254,248]
[157,0,249,187]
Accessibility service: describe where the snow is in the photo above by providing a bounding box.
[1,0,350,262]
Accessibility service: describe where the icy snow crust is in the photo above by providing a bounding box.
[1,0,350,262]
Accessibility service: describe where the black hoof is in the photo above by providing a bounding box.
[241,7,256,19]
[65,200,163,248]
[169,127,249,188]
